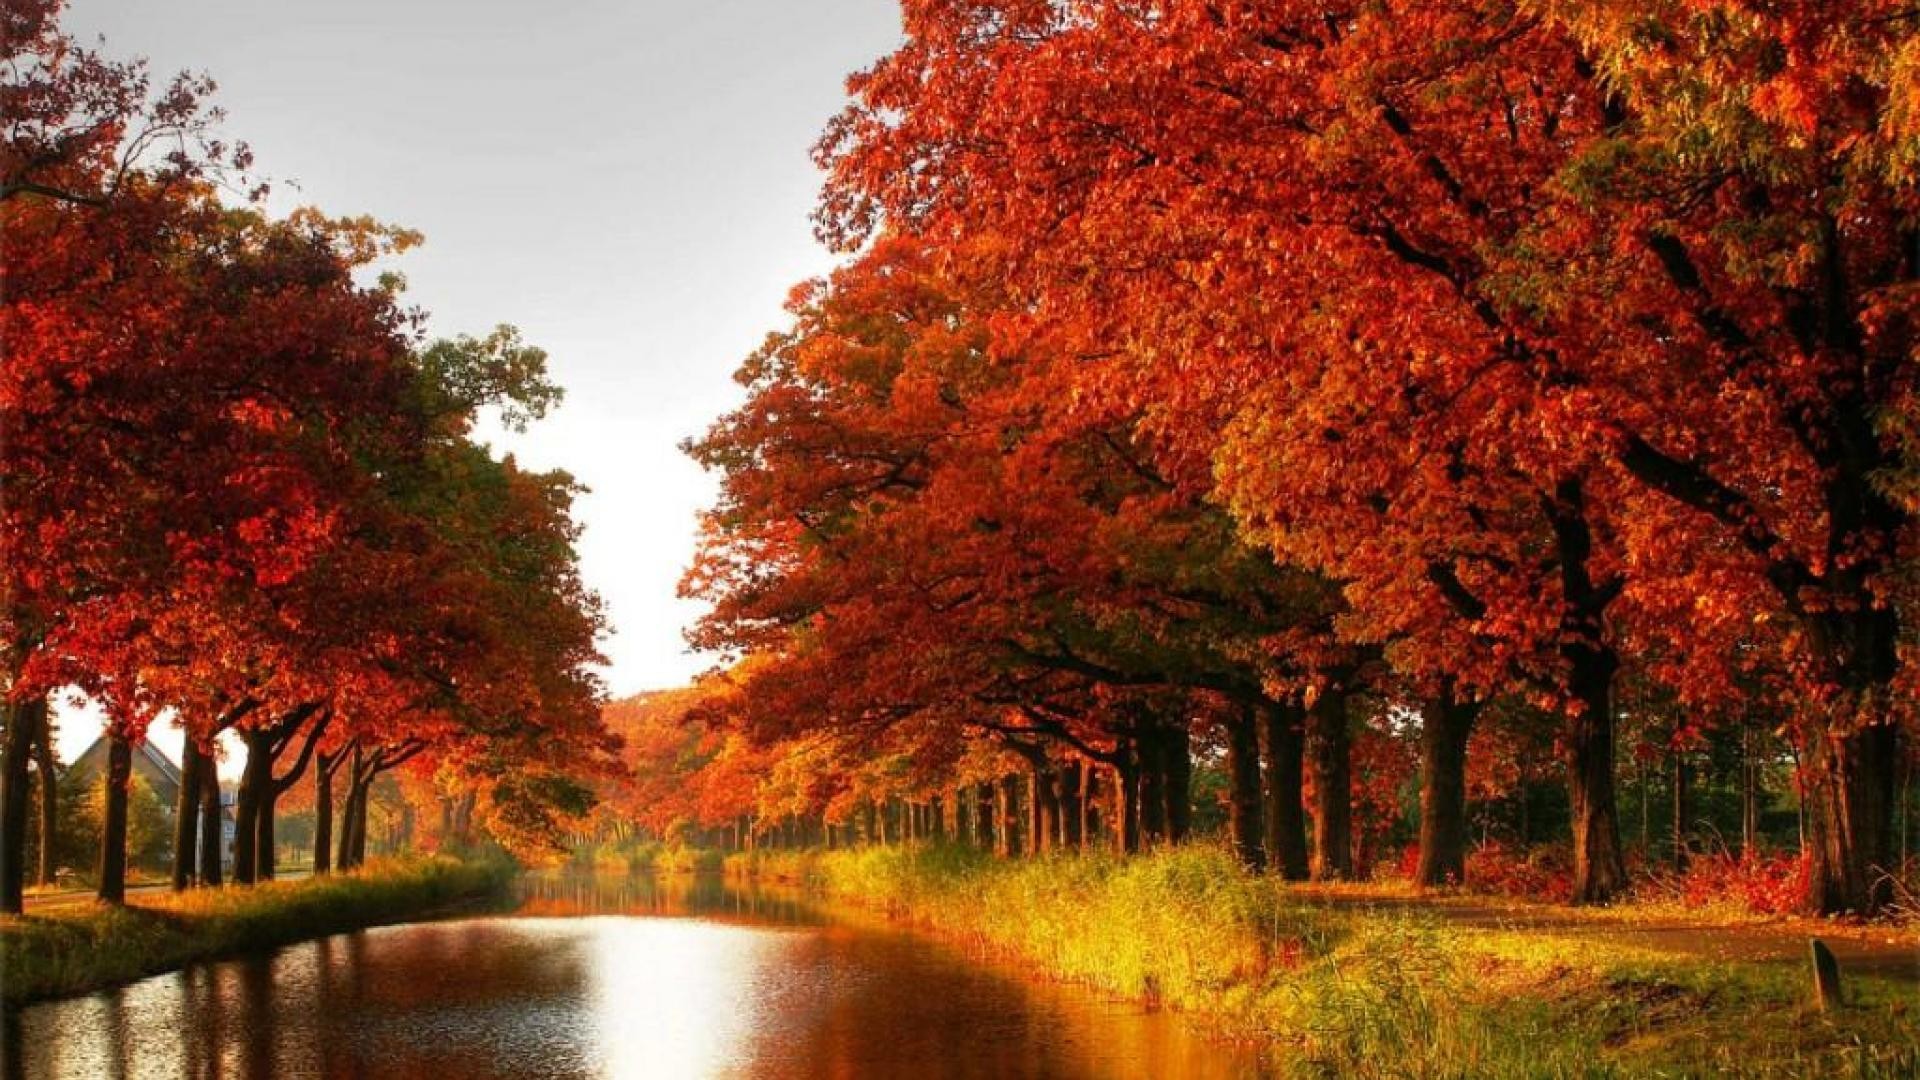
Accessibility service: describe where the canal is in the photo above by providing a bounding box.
[8,872,1275,1078]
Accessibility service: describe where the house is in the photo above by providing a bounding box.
[67,735,237,866]
[69,736,186,807]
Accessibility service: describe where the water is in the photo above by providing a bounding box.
[6,873,1276,1079]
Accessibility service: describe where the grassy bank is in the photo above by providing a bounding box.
[790,845,1917,1079]
[0,855,515,1006]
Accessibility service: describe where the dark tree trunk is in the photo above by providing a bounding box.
[338,785,362,871]
[31,711,57,889]
[1138,729,1167,845]
[96,735,131,905]
[1164,723,1192,843]
[1081,764,1102,848]
[1307,688,1353,882]
[0,697,44,914]
[231,729,270,884]
[1112,742,1141,854]
[256,780,277,881]
[173,738,205,890]
[1671,746,1690,871]
[355,775,376,866]
[259,706,327,881]
[1565,643,1627,903]
[1262,702,1309,880]
[198,756,223,887]
[1026,764,1060,854]
[996,774,1022,857]
[1225,706,1266,871]
[1806,719,1898,914]
[346,781,370,868]
[313,756,335,876]
[1059,760,1084,851]
[973,783,994,848]
[1740,728,1761,858]
[1547,479,1628,905]
[1415,690,1480,888]
[339,749,365,870]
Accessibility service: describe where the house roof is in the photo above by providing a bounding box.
[69,734,184,789]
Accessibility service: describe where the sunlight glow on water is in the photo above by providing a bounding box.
[7,876,1274,1079]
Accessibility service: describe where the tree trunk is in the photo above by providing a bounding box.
[30,719,56,889]
[349,778,371,867]
[1307,688,1353,882]
[256,774,277,881]
[1112,742,1141,855]
[1547,477,1628,905]
[1225,706,1266,871]
[1026,775,1042,854]
[1741,728,1761,858]
[1059,760,1084,851]
[1415,690,1479,888]
[339,785,361,871]
[1029,761,1061,853]
[1639,754,1651,852]
[260,706,326,880]
[231,729,269,884]
[1565,642,1627,903]
[973,783,994,848]
[339,747,364,870]
[996,774,1022,857]
[0,696,44,913]
[173,738,205,890]
[1138,729,1167,845]
[313,756,335,876]
[1081,764,1102,847]
[1164,723,1192,843]
[1805,719,1898,914]
[1262,701,1309,880]
[198,756,223,886]
[96,735,131,905]
[1671,745,1690,871]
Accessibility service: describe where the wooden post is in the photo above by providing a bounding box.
[1810,938,1843,1010]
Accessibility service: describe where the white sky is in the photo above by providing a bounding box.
[54,0,902,767]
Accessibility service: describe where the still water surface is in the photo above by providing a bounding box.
[8,873,1275,1079]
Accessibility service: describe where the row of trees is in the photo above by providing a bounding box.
[660,0,1920,913]
[0,0,615,911]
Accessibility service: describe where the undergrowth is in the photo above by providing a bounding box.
[804,844,1920,1078]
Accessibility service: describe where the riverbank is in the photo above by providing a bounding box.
[0,855,515,1006]
[729,845,1919,1078]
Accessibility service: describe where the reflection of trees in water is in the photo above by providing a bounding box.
[763,923,1253,1079]
[515,870,825,926]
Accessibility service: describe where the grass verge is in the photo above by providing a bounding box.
[804,844,1920,1079]
[0,854,515,1006]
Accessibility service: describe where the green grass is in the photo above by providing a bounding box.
[0,854,515,1006]
[804,844,1920,1079]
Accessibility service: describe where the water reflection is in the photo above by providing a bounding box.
[517,868,824,927]
[9,873,1275,1079]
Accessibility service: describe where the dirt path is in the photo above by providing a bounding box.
[23,868,312,912]
[1294,887,1920,984]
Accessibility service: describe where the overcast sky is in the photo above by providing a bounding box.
[55,0,902,765]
